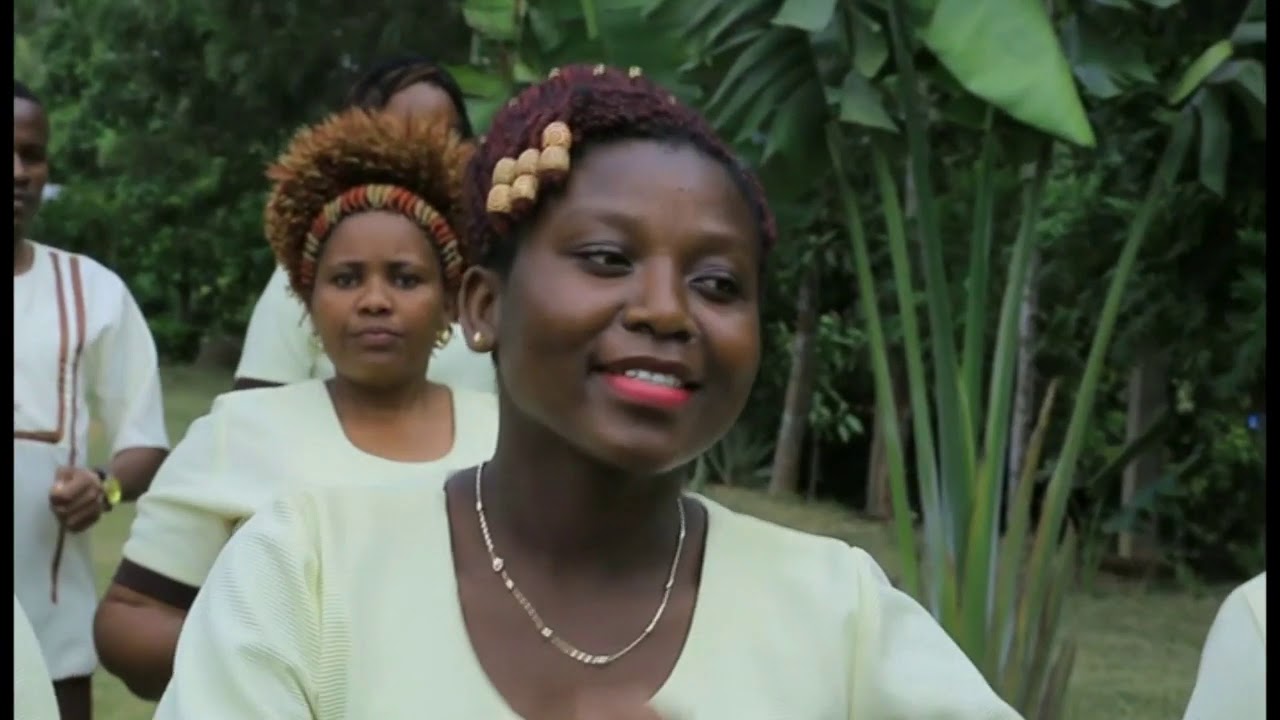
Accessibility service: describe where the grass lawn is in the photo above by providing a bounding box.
[83,366,1224,720]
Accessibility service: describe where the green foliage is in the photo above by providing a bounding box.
[1044,0,1266,583]
[919,0,1095,146]
[456,0,697,131]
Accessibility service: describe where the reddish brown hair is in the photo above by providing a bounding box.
[462,64,777,272]
[264,109,474,298]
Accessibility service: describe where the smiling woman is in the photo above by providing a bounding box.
[153,66,1022,720]
[92,109,499,701]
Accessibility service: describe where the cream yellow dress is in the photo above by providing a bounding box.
[121,380,497,591]
[155,481,1023,719]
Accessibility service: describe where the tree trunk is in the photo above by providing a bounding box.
[864,403,892,519]
[768,267,820,496]
[1006,248,1040,525]
[863,361,911,519]
[1117,347,1171,562]
[806,434,821,502]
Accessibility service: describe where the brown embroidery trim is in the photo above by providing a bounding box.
[50,255,87,604]
[14,251,71,444]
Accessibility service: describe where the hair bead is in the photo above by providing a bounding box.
[511,174,538,202]
[515,148,541,177]
[537,146,570,173]
[492,157,518,186]
[541,121,572,149]
[486,184,513,214]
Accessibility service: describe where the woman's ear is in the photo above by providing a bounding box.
[458,265,501,353]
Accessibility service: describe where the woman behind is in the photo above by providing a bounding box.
[154,65,1021,719]
[233,55,496,394]
[93,108,497,700]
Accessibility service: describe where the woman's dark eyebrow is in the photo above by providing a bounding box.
[561,205,750,248]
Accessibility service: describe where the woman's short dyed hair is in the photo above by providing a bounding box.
[461,64,776,274]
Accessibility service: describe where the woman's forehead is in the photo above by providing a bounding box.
[554,140,754,229]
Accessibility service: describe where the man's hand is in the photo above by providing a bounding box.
[49,466,105,533]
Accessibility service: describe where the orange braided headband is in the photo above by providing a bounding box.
[298,183,464,293]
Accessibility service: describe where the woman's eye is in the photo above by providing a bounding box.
[693,274,742,300]
[577,248,630,271]
[394,274,423,289]
[331,273,358,288]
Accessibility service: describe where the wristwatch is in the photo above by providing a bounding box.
[95,468,123,512]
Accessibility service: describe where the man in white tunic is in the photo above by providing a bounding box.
[14,80,171,720]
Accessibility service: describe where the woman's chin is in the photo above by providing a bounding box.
[573,434,703,481]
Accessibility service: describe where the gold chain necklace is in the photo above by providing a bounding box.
[473,462,687,666]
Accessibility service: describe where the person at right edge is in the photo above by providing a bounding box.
[1181,572,1266,719]
[153,65,1023,720]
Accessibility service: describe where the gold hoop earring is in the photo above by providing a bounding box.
[472,331,485,346]
[435,324,454,350]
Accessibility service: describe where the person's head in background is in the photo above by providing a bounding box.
[344,55,475,139]
[264,109,474,395]
[458,64,777,478]
[14,81,49,261]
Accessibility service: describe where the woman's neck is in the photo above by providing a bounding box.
[479,405,687,576]
[14,239,33,276]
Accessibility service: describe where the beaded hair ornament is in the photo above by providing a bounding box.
[298,184,464,293]
[484,65,644,219]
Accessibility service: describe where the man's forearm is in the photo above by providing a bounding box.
[109,446,169,501]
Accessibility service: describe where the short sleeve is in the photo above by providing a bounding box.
[121,409,235,589]
[847,548,1023,719]
[154,493,323,720]
[235,267,317,385]
[1181,577,1267,720]
[87,278,170,454]
[14,595,60,720]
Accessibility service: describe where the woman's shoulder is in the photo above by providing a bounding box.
[698,495,888,603]
[205,380,332,425]
[173,380,335,458]
[271,475,453,541]
[1225,571,1266,634]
